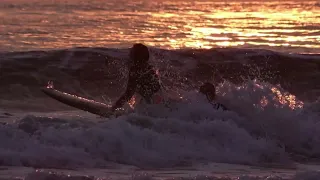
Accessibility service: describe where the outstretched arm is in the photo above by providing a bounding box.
[111,73,137,111]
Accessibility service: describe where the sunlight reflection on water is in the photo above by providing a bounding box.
[0,0,319,53]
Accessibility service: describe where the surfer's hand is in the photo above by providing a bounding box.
[110,105,117,112]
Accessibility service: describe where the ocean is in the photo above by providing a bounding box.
[0,0,320,179]
[1,0,319,53]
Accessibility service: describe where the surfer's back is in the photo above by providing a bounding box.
[111,43,161,110]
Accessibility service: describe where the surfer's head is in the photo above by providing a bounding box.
[199,82,216,102]
[129,43,150,65]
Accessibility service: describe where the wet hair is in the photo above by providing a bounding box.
[199,82,216,101]
[130,43,150,65]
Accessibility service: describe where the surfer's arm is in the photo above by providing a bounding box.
[111,73,137,111]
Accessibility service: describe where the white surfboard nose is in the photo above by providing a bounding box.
[47,80,54,89]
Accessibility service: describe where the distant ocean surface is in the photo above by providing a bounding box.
[0,0,319,53]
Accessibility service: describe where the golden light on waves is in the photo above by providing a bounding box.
[256,83,304,109]
[144,1,320,51]
[2,1,319,53]
[270,87,304,109]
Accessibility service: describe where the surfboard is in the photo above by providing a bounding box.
[41,86,155,127]
[41,87,115,117]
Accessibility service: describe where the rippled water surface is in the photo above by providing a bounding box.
[0,0,319,53]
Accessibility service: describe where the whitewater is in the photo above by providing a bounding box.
[1,0,320,179]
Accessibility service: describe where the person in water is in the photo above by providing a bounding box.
[199,82,228,111]
[111,43,161,111]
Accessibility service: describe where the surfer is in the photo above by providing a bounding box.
[111,43,161,111]
[199,82,228,111]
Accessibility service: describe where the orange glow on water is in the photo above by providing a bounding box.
[256,83,304,109]
[1,1,319,53]
[270,87,304,109]
[145,1,319,50]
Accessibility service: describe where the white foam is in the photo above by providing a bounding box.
[2,80,319,169]
[0,79,320,174]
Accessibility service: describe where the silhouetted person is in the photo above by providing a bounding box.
[199,82,228,111]
[111,43,161,111]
